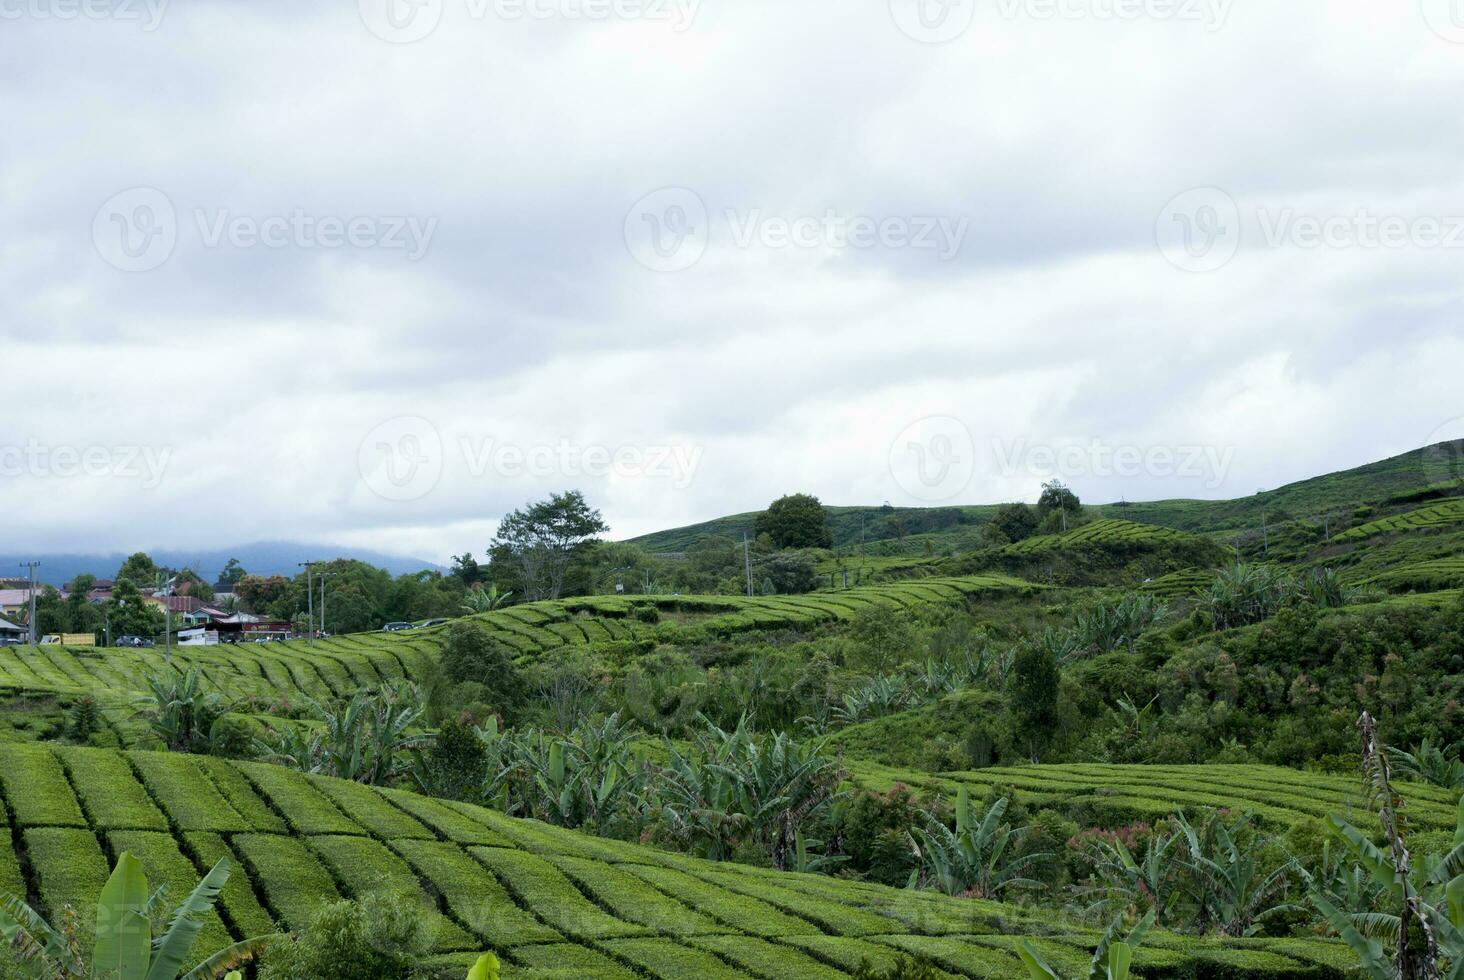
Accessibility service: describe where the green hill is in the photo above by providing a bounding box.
[0,742,1359,979]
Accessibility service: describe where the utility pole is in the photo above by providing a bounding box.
[742,533,753,598]
[165,605,172,664]
[298,561,317,644]
[643,568,650,594]
[19,562,39,645]
[318,572,329,638]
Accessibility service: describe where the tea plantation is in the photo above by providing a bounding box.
[0,742,1360,979]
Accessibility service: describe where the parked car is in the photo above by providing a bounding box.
[382,622,415,632]
[114,635,155,648]
[418,618,449,629]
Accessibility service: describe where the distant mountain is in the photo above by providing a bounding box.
[0,541,446,588]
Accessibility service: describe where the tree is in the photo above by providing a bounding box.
[257,891,433,980]
[450,553,483,587]
[1010,644,1061,762]
[105,577,164,638]
[218,558,247,585]
[989,503,1039,543]
[235,575,289,616]
[115,552,158,586]
[490,491,608,601]
[439,621,528,720]
[1037,480,1081,516]
[762,553,818,595]
[756,494,832,549]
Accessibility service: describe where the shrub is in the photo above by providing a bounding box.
[257,890,434,980]
[439,623,527,720]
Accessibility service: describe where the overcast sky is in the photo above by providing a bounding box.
[3,0,1462,562]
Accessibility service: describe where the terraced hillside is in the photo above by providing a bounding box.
[0,575,1033,747]
[992,519,1195,556]
[1333,498,1464,542]
[0,742,1358,979]
[844,760,1458,835]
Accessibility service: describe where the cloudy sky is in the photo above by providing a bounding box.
[3,0,1462,562]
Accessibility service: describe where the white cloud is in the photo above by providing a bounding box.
[1,0,1460,562]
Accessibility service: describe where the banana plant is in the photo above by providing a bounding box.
[1077,827,1182,923]
[1171,810,1301,936]
[1018,910,1154,980]
[466,952,500,980]
[0,852,271,979]
[911,789,1050,899]
[1308,794,1464,980]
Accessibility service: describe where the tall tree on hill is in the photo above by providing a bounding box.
[1037,480,1082,517]
[491,491,609,601]
[219,557,248,585]
[756,493,833,549]
[1010,643,1061,763]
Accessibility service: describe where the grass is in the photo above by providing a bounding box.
[0,742,1360,978]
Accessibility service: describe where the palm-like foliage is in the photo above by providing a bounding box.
[657,716,842,869]
[1308,713,1464,980]
[1196,563,1295,630]
[1171,810,1301,936]
[1077,828,1181,922]
[1391,739,1464,791]
[461,585,512,614]
[1018,911,1155,980]
[0,852,271,979]
[257,683,430,784]
[911,790,1050,899]
[132,668,233,754]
